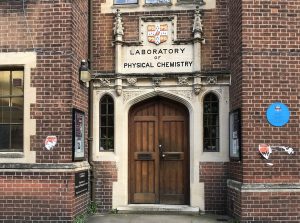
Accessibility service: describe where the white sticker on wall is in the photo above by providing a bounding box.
[45,136,57,150]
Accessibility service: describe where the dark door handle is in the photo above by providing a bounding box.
[159,144,166,159]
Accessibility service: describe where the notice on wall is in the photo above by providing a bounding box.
[72,109,85,161]
[266,102,290,127]
[75,171,88,196]
[229,109,241,160]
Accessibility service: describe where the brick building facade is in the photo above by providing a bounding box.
[0,0,299,222]
[227,0,300,222]
[0,1,90,222]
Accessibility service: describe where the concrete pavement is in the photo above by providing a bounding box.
[87,214,232,223]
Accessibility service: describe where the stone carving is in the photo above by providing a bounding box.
[167,90,193,101]
[114,9,124,37]
[123,91,144,102]
[115,85,122,96]
[127,78,137,86]
[152,77,163,87]
[94,78,111,87]
[193,7,203,34]
[206,76,217,85]
[193,6,205,43]
[178,77,189,86]
[193,84,202,95]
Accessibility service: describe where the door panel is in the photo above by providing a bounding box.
[129,97,189,204]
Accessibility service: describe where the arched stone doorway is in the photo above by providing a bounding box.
[128,97,190,205]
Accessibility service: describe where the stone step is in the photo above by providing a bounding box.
[117,204,200,215]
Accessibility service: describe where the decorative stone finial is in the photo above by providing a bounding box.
[193,6,204,39]
[114,9,124,37]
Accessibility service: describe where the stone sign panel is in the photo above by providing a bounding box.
[120,45,194,74]
[117,17,196,74]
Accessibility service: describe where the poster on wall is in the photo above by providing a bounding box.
[229,109,241,160]
[72,109,85,161]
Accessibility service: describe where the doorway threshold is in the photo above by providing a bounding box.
[117,204,200,215]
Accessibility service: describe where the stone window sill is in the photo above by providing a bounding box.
[0,152,24,158]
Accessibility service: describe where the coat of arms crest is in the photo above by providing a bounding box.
[147,24,168,45]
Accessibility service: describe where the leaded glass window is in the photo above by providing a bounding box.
[0,68,24,151]
[203,93,219,152]
[99,95,114,151]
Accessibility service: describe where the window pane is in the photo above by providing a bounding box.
[211,127,217,138]
[101,115,106,126]
[211,114,218,125]
[101,103,107,114]
[108,127,114,138]
[211,102,219,113]
[106,138,114,150]
[12,71,24,96]
[0,103,10,123]
[100,127,107,138]
[108,103,114,114]
[204,103,210,113]
[11,97,23,123]
[10,124,23,150]
[108,115,114,126]
[0,124,10,149]
[100,139,105,151]
[115,0,137,4]
[0,71,10,97]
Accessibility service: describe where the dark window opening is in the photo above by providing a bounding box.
[203,93,219,152]
[99,95,114,151]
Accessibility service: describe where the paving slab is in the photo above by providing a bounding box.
[87,214,232,223]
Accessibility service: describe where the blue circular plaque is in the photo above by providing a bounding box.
[266,102,290,127]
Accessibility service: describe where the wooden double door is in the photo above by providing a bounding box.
[129,97,189,204]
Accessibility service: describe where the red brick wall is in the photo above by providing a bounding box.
[0,170,89,223]
[240,191,300,222]
[227,187,242,220]
[93,161,117,212]
[241,0,300,184]
[199,162,228,214]
[0,0,89,163]
[228,0,243,185]
[0,1,90,221]
[228,0,300,222]
[70,0,90,160]
[202,0,229,72]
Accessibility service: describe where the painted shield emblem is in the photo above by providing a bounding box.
[147,24,168,45]
[259,144,272,160]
